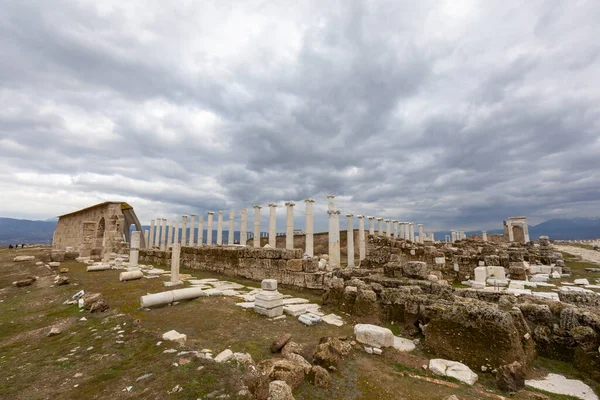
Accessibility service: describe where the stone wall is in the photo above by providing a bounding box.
[139,246,327,289]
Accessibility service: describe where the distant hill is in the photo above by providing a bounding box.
[1,216,599,246]
[0,218,57,245]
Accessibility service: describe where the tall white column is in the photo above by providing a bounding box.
[304,199,314,256]
[418,224,424,243]
[377,218,383,236]
[409,223,415,242]
[149,220,155,249]
[523,223,530,243]
[217,211,223,245]
[327,195,336,259]
[228,210,235,244]
[451,230,456,243]
[368,216,375,235]
[240,208,248,245]
[174,219,180,244]
[346,213,354,267]
[207,212,214,244]
[268,204,277,247]
[332,210,341,268]
[285,202,295,250]
[144,230,149,249]
[188,214,196,246]
[181,216,188,247]
[482,231,487,242]
[357,215,365,262]
[393,220,399,238]
[130,231,140,268]
[165,220,171,249]
[160,218,167,251]
[197,215,204,246]
[385,219,391,237]
[404,222,410,240]
[170,242,181,283]
[430,232,435,242]
[253,205,262,248]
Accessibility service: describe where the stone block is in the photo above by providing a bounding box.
[261,279,278,291]
[474,267,487,282]
[354,324,394,348]
[302,258,319,272]
[282,249,303,260]
[286,259,303,271]
[402,261,428,280]
[435,257,446,265]
[255,305,284,317]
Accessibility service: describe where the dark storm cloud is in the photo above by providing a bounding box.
[1,0,599,231]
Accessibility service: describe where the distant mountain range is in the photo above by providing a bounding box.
[1,217,599,245]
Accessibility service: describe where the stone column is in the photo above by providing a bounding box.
[166,242,183,287]
[181,216,188,247]
[144,230,149,249]
[409,223,415,242]
[253,206,262,248]
[376,218,383,236]
[393,220,399,238]
[217,211,223,245]
[368,216,375,235]
[346,213,354,267]
[523,223,530,243]
[357,215,366,262]
[130,231,140,268]
[327,195,336,259]
[304,199,315,256]
[285,202,295,250]
[165,220,171,249]
[149,220,155,249]
[188,214,196,246]
[197,215,204,246]
[418,224,424,243]
[482,231,487,242]
[160,218,167,251]
[206,212,214,244]
[385,219,391,237]
[333,210,341,268]
[268,204,277,247]
[240,209,248,245]
[228,210,235,244]
[430,232,435,242]
[451,230,456,243]
[174,219,180,244]
[405,222,410,240]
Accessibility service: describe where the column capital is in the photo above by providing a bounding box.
[334,210,341,215]
[409,222,414,226]
[392,220,398,223]
[207,211,215,215]
[345,213,354,218]
[367,216,374,220]
[218,210,223,215]
[189,214,196,217]
[304,198,315,203]
[268,203,278,208]
[356,214,364,219]
[284,202,296,206]
[326,194,335,199]
[376,217,383,221]
[418,223,423,227]
[384,219,391,222]
[253,205,262,209]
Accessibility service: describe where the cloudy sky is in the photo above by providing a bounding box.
[1,0,599,232]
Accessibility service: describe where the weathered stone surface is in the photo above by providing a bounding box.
[402,261,429,279]
[13,277,36,287]
[54,275,69,286]
[313,337,351,368]
[215,349,233,363]
[267,380,295,400]
[271,333,292,353]
[14,256,35,262]
[307,365,330,388]
[496,361,525,393]
[47,326,62,337]
[354,324,394,348]
[286,259,303,271]
[429,358,478,385]
[162,330,187,345]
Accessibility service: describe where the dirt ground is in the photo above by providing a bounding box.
[0,247,588,399]
[555,245,600,265]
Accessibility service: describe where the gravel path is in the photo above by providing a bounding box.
[555,245,600,265]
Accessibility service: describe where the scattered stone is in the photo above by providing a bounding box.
[496,361,525,393]
[313,337,351,368]
[354,324,394,348]
[372,348,382,355]
[298,313,321,326]
[307,365,331,388]
[49,262,61,268]
[55,275,69,286]
[267,380,295,400]
[321,314,344,326]
[429,359,478,385]
[178,358,191,365]
[79,317,87,321]
[162,330,187,345]
[525,373,598,400]
[59,268,69,273]
[167,384,183,394]
[215,349,233,363]
[13,277,36,287]
[14,256,35,262]
[136,373,153,382]
[47,326,62,337]
[163,349,177,354]
[392,336,416,352]
[574,278,590,286]
[271,333,292,353]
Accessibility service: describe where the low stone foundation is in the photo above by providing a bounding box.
[139,246,327,289]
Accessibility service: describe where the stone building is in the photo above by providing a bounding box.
[503,216,530,243]
[52,202,145,257]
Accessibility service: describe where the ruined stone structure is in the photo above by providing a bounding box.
[52,202,145,257]
[504,216,530,243]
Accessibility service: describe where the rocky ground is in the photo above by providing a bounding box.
[0,247,596,399]
[555,245,600,265]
